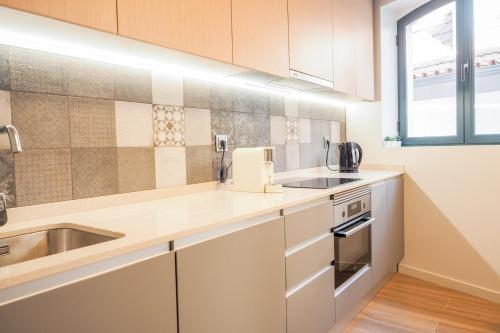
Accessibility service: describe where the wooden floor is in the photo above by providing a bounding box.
[344,273,500,333]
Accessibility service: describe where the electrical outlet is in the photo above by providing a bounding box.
[323,136,330,148]
[215,134,228,152]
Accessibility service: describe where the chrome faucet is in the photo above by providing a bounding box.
[0,124,22,226]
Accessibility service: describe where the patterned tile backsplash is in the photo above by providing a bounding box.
[0,45,346,207]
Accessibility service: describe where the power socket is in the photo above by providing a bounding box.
[323,136,331,148]
[215,134,228,152]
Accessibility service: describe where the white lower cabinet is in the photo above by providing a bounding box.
[287,266,335,333]
[371,181,392,286]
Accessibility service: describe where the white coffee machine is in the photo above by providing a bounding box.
[232,147,282,193]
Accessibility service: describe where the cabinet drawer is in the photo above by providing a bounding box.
[286,233,334,289]
[285,201,334,248]
[287,266,335,333]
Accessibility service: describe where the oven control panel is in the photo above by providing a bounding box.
[333,193,371,227]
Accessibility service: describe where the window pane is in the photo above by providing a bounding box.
[473,0,500,135]
[405,2,457,137]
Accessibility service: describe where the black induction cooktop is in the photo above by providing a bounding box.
[280,177,360,189]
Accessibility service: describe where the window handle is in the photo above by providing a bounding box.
[461,60,470,82]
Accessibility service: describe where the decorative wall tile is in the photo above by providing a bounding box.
[285,96,298,117]
[234,112,255,147]
[254,114,270,146]
[299,143,313,169]
[69,97,116,148]
[117,147,155,193]
[183,78,210,109]
[72,148,118,199]
[270,95,285,116]
[68,58,114,99]
[253,92,270,114]
[286,144,300,171]
[185,108,211,146]
[211,110,234,146]
[211,145,233,181]
[152,72,184,106]
[298,118,311,144]
[14,149,72,206]
[297,100,311,118]
[0,90,11,149]
[285,117,299,144]
[114,66,152,103]
[0,150,15,207]
[9,47,68,95]
[0,45,9,90]
[153,104,185,147]
[115,101,153,147]
[210,84,233,111]
[310,104,332,120]
[11,92,70,149]
[270,116,286,145]
[155,147,187,188]
[186,145,213,184]
[310,119,331,144]
[331,121,341,143]
[233,88,253,113]
[273,144,286,172]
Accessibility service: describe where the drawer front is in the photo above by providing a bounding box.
[286,233,334,289]
[287,266,335,333]
[335,267,372,327]
[285,201,334,248]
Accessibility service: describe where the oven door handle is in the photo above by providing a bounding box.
[334,217,375,238]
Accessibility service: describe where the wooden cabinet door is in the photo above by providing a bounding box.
[0,253,177,333]
[288,0,333,81]
[371,181,391,287]
[353,0,375,100]
[232,0,289,77]
[0,0,117,33]
[177,217,286,333]
[388,177,404,267]
[117,0,232,63]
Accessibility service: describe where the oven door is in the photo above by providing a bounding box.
[333,214,374,289]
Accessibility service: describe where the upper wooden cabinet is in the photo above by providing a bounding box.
[0,0,117,33]
[332,0,375,100]
[232,0,289,77]
[117,0,232,63]
[288,0,334,81]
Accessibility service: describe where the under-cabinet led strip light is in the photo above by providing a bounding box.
[0,6,346,108]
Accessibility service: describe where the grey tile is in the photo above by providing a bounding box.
[286,144,300,170]
[69,97,116,148]
[297,101,311,118]
[68,58,114,99]
[299,143,313,169]
[11,92,70,149]
[233,88,253,113]
[9,47,68,95]
[332,105,346,122]
[270,95,285,116]
[72,148,118,199]
[0,45,9,91]
[310,143,325,168]
[273,144,286,172]
[14,149,72,206]
[211,109,234,146]
[234,112,255,147]
[211,145,233,181]
[186,145,213,184]
[310,119,331,144]
[114,66,152,103]
[253,92,270,114]
[253,114,270,146]
[183,78,210,109]
[0,150,15,207]
[210,84,233,111]
[310,103,333,120]
[340,122,346,142]
[117,147,156,193]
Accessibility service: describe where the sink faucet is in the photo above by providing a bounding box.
[0,124,22,226]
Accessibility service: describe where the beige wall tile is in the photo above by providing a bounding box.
[185,108,211,146]
[331,121,341,143]
[270,116,286,145]
[155,147,187,188]
[0,90,11,149]
[186,146,212,184]
[286,144,300,170]
[117,147,156,193]
[152,72,184,106]
[115,101,153,147]
[298,118,311,144]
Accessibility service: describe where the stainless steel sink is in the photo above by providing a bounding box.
[0,227,123,268]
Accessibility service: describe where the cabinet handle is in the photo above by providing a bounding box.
[334,217,375,238]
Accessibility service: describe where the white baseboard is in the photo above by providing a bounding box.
[399,264,500,304]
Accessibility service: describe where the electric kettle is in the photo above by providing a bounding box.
[338,142,362,173]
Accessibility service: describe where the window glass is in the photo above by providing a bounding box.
[404,2,457,137]
[473,0,500,135]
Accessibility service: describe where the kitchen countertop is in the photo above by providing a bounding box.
[0,166,403,291]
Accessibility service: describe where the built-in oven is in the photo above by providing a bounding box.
[332,188,374,289]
